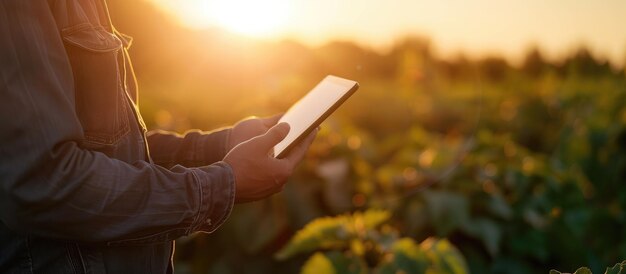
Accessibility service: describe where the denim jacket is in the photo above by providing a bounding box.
[0,0,235,273]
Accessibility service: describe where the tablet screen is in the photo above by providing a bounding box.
[274,75,358,158]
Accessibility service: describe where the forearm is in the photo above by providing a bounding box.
[147,128,231,168]
[0,139,235,244]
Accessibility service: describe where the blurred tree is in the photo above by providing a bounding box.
[388,37,434,89]
[559,47,612,77]
[521,47,548,78]
[316,41,392,80]
[478,56,510,82]
[623,49,626,76]
[438,53,474,81]
[266,40,324,79]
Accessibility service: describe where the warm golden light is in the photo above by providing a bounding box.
[152,0,626,66]
[211,0,291,36]
[157,0,292,36]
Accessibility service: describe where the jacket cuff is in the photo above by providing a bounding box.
[194,127,232,164]
[190,161,236,233]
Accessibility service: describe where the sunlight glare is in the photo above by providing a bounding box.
[211,0,291,36]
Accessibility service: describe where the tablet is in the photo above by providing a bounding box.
[274,75,359,158]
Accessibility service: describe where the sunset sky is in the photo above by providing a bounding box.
[151,0,626,66]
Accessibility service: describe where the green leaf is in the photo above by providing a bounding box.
[391,238,429,274]
[360,209,392,229]
[460,218,502,256]
[422,191,470,236]
[606,266,621,274]
[302,252,336,274]
[325,251,367,274]
[375,262,396,274]
[275,215,348,260]
[421,238,469,274]
[230,198,287,253]
[275,210,391,260]
[486,194,513,220]
[605,261,626,274]
[573,267,592,274]
[549,270,563,274]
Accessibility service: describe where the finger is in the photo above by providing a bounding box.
[238,115,258,124]
[261,113,284,127]
[283,128,318,164]
[248,122,290,151]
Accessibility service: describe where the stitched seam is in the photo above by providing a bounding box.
[200,163,235,233]
[214,163,235,230]
[61,24,122,53]
[60,22,91,36]
[189,170,204,233]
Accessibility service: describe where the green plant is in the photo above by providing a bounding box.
[551,261,626,274]
[275,209,468,274]
[105,4,626,272]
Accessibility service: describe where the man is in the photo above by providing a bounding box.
[0,0,316,273]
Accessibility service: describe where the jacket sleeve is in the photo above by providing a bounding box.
[146,128,232,169]
[0,0,234,245]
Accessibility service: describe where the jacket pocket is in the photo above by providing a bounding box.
[62,23,131,148]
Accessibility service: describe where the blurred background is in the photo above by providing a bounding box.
[106,0,626,273]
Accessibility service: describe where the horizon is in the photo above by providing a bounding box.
[149,0,626,68]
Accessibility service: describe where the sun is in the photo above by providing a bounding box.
[210,0,292,36]
[152,0,293,37]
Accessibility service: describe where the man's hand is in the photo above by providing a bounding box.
[227,114,282,152]
[223,122,318,203]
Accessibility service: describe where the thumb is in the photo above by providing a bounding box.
[251,122,290,150]
[261,113,284,127]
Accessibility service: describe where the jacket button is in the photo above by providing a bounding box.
[206,219,212,225]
